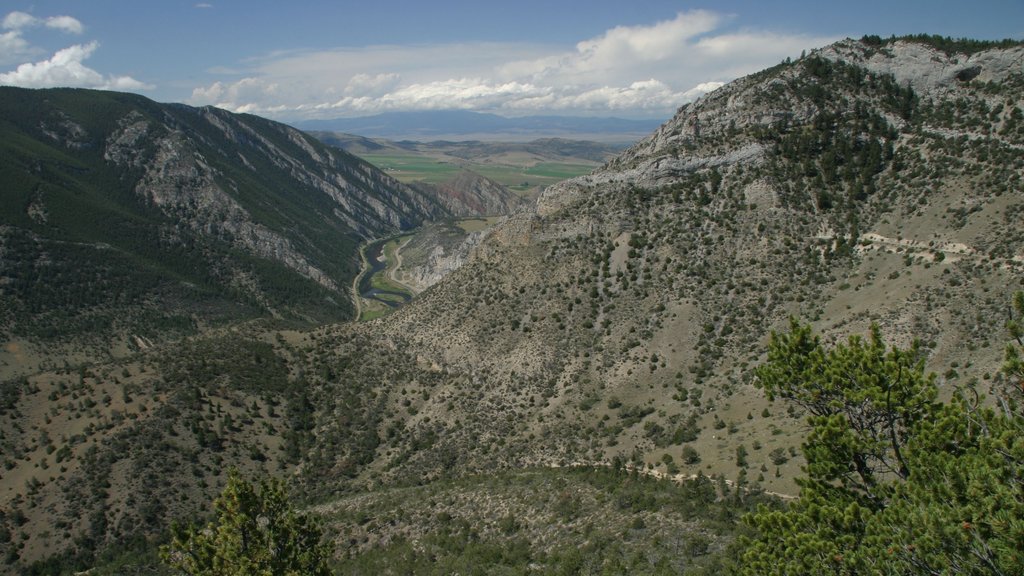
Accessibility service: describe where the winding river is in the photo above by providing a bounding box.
[359,240,412,308]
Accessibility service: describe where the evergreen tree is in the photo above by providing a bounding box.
[1003,290,1024,409]
[739,314,1024,575]
[161,470,333,576]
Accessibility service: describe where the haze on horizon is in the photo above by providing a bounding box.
[1,0,1021,123]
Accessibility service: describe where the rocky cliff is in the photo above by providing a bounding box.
[412,170,527,217]
[0,87,452,354]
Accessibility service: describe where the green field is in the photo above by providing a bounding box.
[474,162,596,190]
[361,153,462,184]
[360,151,595,189]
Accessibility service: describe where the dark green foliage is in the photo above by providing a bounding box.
[161,470,333,575]
[681,445,701,465]
[740,319,1024,575]
[862,34,1024,56]
[758,55,911,225]
[756,320,935,494]
[159,337,290,394]
[329,467,771,575]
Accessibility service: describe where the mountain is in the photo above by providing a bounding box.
[410,170,527,217]
[372,36,1023,486]
[0,87,458,372]
[329,33,1023,562]
[1,35,1023,573]
[296,110,664,142]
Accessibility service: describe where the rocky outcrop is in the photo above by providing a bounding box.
[401,229,490,291]
[820,39,1024,95]
[106,115,339,291]
[537,37,1024,218]
[0,86,463,333]
[411,170,527,218]
[195,106,449,236]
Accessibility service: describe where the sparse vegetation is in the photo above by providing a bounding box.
[2,36,1022,575]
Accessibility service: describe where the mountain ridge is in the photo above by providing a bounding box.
[0,35,1022,573]
[0,87,461,372]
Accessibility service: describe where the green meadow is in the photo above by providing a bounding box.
[360,151,595,190]
[360,152,462,184]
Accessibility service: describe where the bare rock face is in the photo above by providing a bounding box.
[106,116,340,292]
[1,86,465,337]
[820,39,1024,95]
[416,171,528,217]
[536,37,1024,220]
[39,109,90,149]
[401,229,490,291]
[195,106,449,237]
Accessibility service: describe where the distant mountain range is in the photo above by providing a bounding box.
[295,110,665,142]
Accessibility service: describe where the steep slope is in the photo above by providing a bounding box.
[410,170,527,217]
[368,36,1023,486]
[0,87,449,369]
[1,36,1022,573]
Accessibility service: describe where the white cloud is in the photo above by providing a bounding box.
[188,10,838,120]
[2,10,85,64]
[1,11,151,91]
[44,15,84,34]
[3,11,83,34]
[345,72,401,97]
[572,10,722,72]
[3,11,35,30]
[682,81,726,100]
[0,41,152,90]
[0,30,38,65]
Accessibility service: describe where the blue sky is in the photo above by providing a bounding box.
[2,1,1022,121]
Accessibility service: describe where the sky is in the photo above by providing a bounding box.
[1,1,1022,122]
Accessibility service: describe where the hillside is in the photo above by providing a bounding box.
[369,35,1022,485]
[0,36,1022,574]
[0,88,458,376]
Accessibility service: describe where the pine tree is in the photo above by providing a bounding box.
[1003,290,1024,408]
[161,470,333,576]
[739,315,1024,575]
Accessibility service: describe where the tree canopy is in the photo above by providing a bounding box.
[740,308,1024,575]
[160,470,333,576]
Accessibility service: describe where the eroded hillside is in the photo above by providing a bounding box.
[0,88,459,377]
[370,37,1023,487]
[1,36,1022,573]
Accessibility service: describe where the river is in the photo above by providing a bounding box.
[359,240,412,308]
